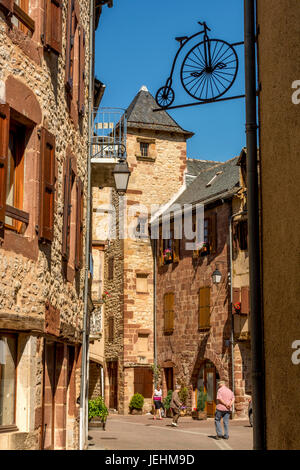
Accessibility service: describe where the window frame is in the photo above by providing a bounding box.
[0,333,18,433]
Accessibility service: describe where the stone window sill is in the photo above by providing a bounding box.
[136,155,156,163]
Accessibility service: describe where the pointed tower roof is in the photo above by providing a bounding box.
[126,87,194,138]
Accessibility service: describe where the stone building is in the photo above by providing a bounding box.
[154,154,251,418]
[254,0,300,449]
[96,86,193,414]
[0,0,110,450]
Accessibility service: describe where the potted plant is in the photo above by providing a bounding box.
[88,396,109,430]
[129,393,144,414]
[179,386,188,416]
[101,291,111,303]
[163,248,172,264]
[233,301,241,313]
[192,388,207,420]
[163,390,173,418]
[200,242,210,256]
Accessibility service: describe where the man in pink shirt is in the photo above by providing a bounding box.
[215,380,235,440]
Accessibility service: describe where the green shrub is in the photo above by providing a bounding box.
[129,393,144,410]
[197,387,207,412]
[179,386,188,405]
[163,390,173,410]
[88,396,108,422]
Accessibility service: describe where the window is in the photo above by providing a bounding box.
[1,0,35,35]
[193,214,217,257]
[236,220,248,251]
[164,293,174,334]
[0,334,18,430]
[159,228,180,266]
[133,367,153,398]
[140,142,149,157]
[136,216,147,239]
[0,104,31,236]
[199,287,211,329]
[5,121,25,232]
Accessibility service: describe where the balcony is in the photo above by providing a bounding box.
[91,108,127,187]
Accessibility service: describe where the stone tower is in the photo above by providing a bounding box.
[103,86,193,413]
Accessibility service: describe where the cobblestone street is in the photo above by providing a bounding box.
[88,415,253,451]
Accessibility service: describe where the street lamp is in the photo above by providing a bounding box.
[212,268,222,284]
[113,160,131,193]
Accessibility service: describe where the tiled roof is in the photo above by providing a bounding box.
[176,156,240,206]
[126,88,194,137]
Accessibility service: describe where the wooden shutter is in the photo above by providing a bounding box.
[62,155,72,260]
[65,0,75,94]
[210,213,217,253]
[108,256,114,280]
[173,238,180,263]
[75,177,83,269]
[78,25,86,116]
[0,0,14,13]
[143,368,153,399]
[164,293,174,333]
[39,128,56,242]
[199,287,210,328]
[44,0,62,54]
[108,317,114,342]
[158,234,164,266]
[0,104,9,229]
[134,368,144,395]
[241,286,250,315]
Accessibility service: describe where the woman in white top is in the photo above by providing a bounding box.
[153,384,163,420]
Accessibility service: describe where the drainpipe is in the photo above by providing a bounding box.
[229,209,247,418]
[153,238,157,386]
[244,0,266,450]
[80,0,95,451]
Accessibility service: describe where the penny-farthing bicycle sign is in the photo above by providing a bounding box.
[155,21,243,110]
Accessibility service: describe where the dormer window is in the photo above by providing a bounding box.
[140,142,149,157]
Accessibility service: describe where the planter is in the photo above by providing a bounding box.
[192,410,207,420]
[89,417,107,430]
[130,408,143,415]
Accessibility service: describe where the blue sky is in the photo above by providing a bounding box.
[95,0,245,162]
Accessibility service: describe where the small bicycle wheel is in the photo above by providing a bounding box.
[155,86,175,108]
[180,39,238,101]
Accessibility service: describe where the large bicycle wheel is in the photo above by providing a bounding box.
[180,39,238,101]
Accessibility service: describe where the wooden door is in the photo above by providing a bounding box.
[42,341,56,450]
[164,368,174,392]
[204,366,216,417]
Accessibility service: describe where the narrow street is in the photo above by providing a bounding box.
[88,415,253,451]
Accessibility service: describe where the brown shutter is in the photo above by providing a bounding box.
[62,155,72,260]
[108,317,114,342]
[0,104,9,230]
[39,128,56,242]
[241,286,250,314]
[158,229,164,266]
[199,287,210,328]
[78,25,86,116]
[0,0,14,13]
[143,368,153,399]
[44,0,62,54]
[65,0,74,94]
[75,177,83,269]
[134,368,144,395]
[173,238,180,263]
[108,256,114,280]
[164,293,174,333]
[210,213,217,253]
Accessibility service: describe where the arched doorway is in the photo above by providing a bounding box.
[196,359,220,417]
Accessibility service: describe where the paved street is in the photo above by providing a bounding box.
[88,414,253,451]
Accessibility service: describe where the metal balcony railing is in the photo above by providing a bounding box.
[91,107,127,160]
[89,304,103,340]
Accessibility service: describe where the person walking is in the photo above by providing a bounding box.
[153,384,163,420]
[170,384,182,427]
[215,380,235,440]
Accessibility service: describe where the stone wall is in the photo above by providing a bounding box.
[0,0,91,450]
